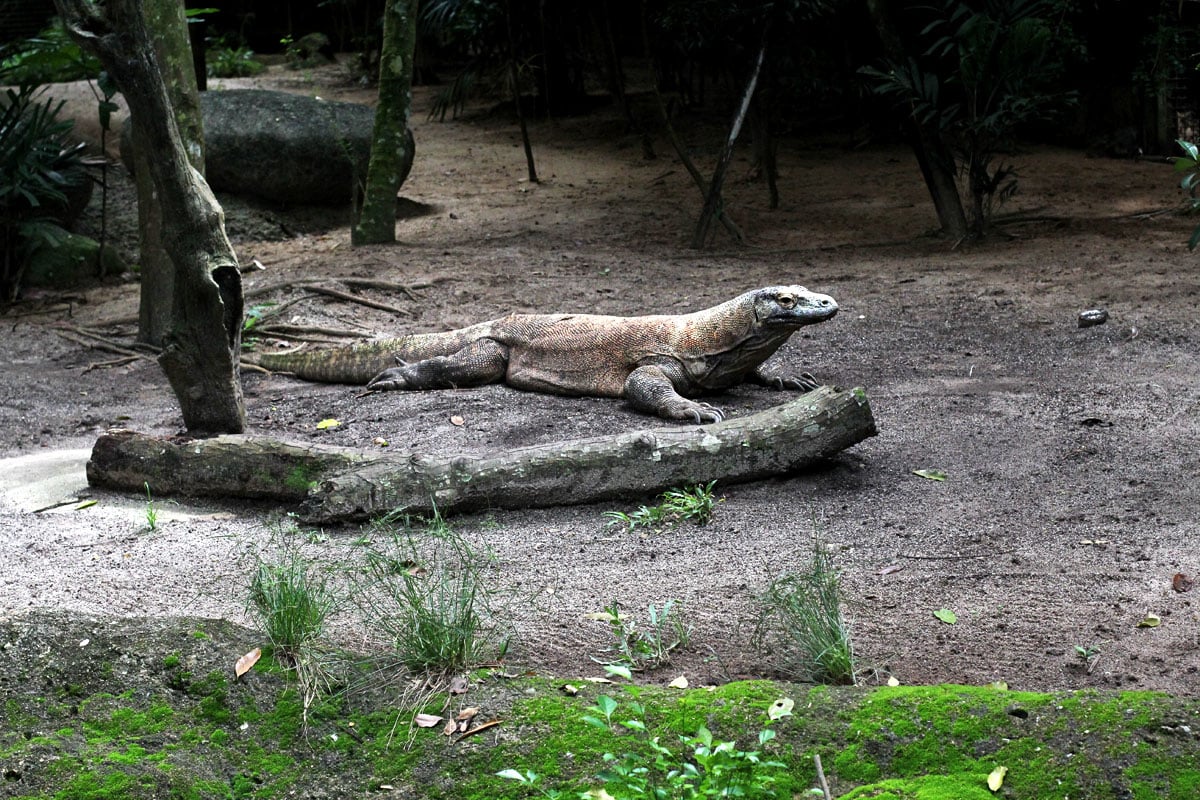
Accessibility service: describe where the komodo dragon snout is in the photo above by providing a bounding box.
[250,286,840,423]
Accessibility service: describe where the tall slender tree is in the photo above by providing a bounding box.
[353,0,419,245]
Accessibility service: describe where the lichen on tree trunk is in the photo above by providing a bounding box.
[352,0,418,246]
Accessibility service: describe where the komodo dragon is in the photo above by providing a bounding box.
[248,286,838,423]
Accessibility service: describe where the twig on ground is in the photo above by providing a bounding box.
[53,328,153,361]
[83,355,140,372]
[298,284,412,316]
[340,277,431,302]
[814,753,832,800]
[257,323,366,339]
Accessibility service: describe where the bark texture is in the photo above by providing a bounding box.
[87,386,877,523]
[352,0,418,245]
[134,0,205,346]
[55,0,245,434]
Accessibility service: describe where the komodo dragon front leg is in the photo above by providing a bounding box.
[624,364,724,423]
[747,365,822,393]
[366,338,508,391]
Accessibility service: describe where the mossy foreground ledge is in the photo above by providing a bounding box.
[2,611,1199,799]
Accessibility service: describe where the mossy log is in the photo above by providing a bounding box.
[88,385,876,523]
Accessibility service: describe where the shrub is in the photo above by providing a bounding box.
[0,86,87,301]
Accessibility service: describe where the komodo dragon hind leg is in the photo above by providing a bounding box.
[749,366,822,392]
[623,364,723,423]
[366,338,508,391]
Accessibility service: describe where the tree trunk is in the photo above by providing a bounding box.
[640,1,742,242]
[505,0,537,183]
[865,0,968,241]
[88,386,877,523]
[134,0,205,346]
[351,0,418,246]
[56,0,245,435]
[692,35,766,248]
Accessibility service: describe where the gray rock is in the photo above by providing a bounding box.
[122,88,413,206]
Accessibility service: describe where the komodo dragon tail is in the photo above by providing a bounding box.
[243,321,500,384]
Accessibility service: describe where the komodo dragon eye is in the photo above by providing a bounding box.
[777,294,795,308]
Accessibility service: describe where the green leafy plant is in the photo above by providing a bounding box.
[594,600,692,671]
[205,34,265,78]
[1073,642,1101,673]
[0,85,88,301]
[604,481,722,531]
[352,508,507,675]
[499,694,787,798]
[1175,139,1200,250]
[143,482,158,531]
[754,540,856,685]
[862,0,1075,236]
[0,19,101,85]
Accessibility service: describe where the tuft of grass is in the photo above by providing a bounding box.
[353,507,506,676]
[247,546,339,717]
[604,481,722,531]
[143,482,157,531]
[754,540,856,685]
[248,551,335,664]
[594,600,691,671]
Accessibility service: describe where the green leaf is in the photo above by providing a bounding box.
[767,697,794,720]
[1188,226,1200,253]
[913,468,948,481]
[495,769,529,783]
[1179,138,1199,162]
[595,695,618,717]
[604,664,632,681]
[933,608,958,624]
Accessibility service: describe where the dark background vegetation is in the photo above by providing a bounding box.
[2,0,1198,152]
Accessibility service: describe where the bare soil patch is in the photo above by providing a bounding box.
[3,63,1199,694]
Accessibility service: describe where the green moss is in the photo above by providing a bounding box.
[840,774,996,799]
[284,465,317,493]
[163,652,182,669]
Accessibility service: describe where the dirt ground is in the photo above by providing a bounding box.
[2,63,1199,696]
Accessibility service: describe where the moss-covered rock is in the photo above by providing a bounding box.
[22,230,127,289]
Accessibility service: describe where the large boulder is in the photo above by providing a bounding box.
[121,89,414,206]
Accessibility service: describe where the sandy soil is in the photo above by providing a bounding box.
[2,63,1199,694]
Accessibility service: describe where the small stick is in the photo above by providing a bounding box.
[82,355,140,372]
[814,753,832,800]
[257,323,367,338]
[301,284,413,316]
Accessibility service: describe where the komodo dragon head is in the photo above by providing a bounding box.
[751,285,838,328]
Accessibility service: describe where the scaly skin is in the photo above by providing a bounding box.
[247,286,838,422]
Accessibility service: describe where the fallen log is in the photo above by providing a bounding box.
[88,385,876,523]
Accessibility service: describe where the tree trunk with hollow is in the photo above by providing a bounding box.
[55,0,245,434]
[87,386,877,523]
